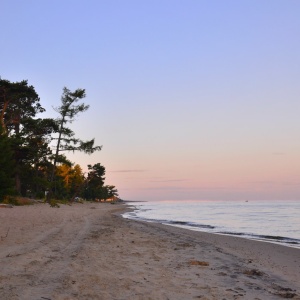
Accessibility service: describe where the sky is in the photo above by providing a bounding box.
[1,0,300,201]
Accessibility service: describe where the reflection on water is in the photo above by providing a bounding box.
[123,200,300,248]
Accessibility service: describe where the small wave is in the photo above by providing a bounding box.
[217,231,300,246]
[123,213,216,230]
[218,231,245,236]
[167,220,215,229]
[258,234,300,245]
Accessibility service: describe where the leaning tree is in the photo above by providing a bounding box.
[50,87,102,196]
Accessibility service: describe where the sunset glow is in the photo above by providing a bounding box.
[2,1,300,201]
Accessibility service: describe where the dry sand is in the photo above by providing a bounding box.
[0,202,299,300]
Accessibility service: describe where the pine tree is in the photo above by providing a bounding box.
[51,87,102,189]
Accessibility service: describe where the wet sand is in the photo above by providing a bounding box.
[0,202,299,299]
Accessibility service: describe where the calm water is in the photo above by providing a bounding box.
[123,200,300,248]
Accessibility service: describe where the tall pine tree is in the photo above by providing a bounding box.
[51,87,102,191]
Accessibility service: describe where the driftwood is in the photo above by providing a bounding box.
[0,204,13,208]
[189,260,210,266]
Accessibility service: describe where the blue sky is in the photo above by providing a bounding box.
[1,0,300,201]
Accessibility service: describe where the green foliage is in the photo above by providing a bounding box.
[49,199,60,208]
[106,185,119,198]
[0,79,44,135]
[0,78,50,196]
[54,87,102,154]
[2,196,19,206]
[0,78,120,202]
[83,163,106,200]
[83,165,119,201]
[2,196,33,206]
[50,87,102,196]
[55,163,85,200]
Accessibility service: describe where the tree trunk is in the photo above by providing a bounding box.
[0,98,9,134]
[50,114,66,198]
[14,116,21,195]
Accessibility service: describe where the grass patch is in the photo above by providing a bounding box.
[2,196,34,206]
[49,199,60,208]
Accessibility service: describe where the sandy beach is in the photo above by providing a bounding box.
[0,202,299,300]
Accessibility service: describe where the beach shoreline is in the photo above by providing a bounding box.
[0,202,299,299]
[123,200,300,250]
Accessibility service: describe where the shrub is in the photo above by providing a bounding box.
[2,196,34,206]
[49,199,60,208]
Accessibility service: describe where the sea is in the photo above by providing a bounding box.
[123,200,300,249]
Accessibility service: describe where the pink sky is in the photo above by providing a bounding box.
[2,1,300,201]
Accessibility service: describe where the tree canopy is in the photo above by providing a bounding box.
[0,78,119,202]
